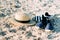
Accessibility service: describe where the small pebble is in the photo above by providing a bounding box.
[32,35,36,37]
[38,37,42,40]
[14,5,21,8]
[9,29,16,33]
[0,13,6,17]
[26,31,32,37]
[33,39,37,40]
[0,31,6,36]
[18,26,26,31]
[14,1,21,8]
[22,32,24,34]
[5,23,11,28]
[5,37,10,40]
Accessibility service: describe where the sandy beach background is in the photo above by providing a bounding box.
[0,0,60,40]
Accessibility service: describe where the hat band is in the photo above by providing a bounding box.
[15,19,30,23]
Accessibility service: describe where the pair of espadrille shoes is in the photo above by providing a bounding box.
[35,12,54,32]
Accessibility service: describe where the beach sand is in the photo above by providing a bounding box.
[0,0,60,40]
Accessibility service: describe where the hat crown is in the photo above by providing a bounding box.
[15,12,30,21]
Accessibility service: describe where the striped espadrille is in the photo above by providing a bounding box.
[32,16,41,23]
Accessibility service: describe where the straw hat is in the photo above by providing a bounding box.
[9,11,36,26]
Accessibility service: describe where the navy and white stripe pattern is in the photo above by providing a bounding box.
[32,16,41,22]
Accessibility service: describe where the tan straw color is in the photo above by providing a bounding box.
[8,11,36,26]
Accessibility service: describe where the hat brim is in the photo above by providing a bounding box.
[8,18,36,26]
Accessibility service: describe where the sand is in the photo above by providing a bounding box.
[0,0,60,40]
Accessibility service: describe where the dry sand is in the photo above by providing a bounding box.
[0,0,60,40]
